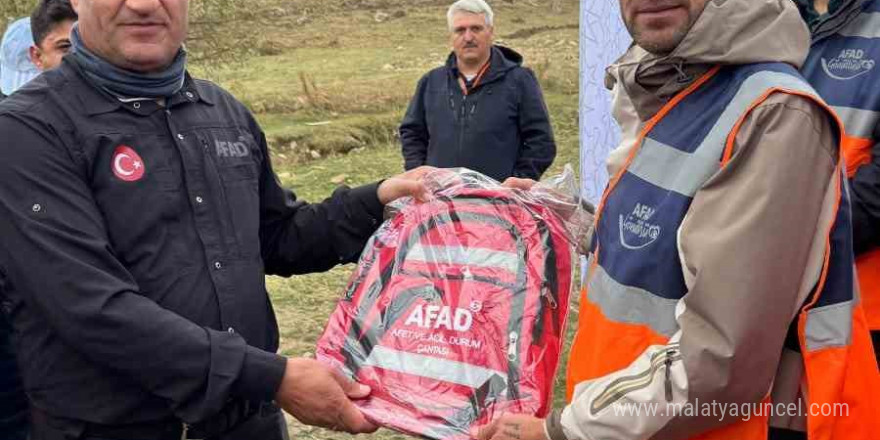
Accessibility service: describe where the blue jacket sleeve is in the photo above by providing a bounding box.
[514,68,557,180]
[399,74,431,170]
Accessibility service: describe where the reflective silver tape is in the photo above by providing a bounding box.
[831,105,880,139]
[627,137,721,197]
[407,243,520,274]
[587,265,680,337]
[804,300,853,351]
[629,71,817,197]
[701,71,817,154]
[363,345,508,389]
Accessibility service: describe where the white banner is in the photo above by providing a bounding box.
[579,1,630,203]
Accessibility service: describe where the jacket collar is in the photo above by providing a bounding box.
[447,45,523,86]
[796,0,868,42]
[60,56,214,117]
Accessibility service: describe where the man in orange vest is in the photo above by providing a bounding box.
[475,0,880,439]
[794,0,880,368]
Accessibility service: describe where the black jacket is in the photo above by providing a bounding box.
[0,295,27,440]
[0,58,384,427]
[0,91,28,440]
[400,46,556,181]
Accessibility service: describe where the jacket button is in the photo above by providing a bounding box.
[177,133,185,140]
[195,196,204,204]
[227,327,235,334]
[214,261,222,270]
[31,204,41,213]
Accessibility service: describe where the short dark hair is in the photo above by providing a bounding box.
[30,0,77,48]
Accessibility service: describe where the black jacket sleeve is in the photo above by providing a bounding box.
[0,114,285,423]
[399,75,431,170]
[252,115,384,277]
[851,128,880,255]
[514,68,556,180]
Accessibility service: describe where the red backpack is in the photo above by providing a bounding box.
[316,174,574,439]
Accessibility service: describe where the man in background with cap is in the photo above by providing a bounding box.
[0,0,75,100]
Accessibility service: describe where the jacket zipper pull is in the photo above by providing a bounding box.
[545,286,557,309]
[664,348,676,402]
[507,331,519,361]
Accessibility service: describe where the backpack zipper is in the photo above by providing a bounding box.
[507,331,519,361]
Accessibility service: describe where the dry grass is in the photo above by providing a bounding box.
[192,0,580,169]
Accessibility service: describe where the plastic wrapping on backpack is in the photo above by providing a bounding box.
[315,167,581,440]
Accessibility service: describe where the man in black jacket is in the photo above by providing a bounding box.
[1,4,77,439]
[0,0,432,439]
[399,0,556,182]
[0,14,34,440]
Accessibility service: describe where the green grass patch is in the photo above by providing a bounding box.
[187,0,582,437]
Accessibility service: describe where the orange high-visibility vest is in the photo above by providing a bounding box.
[567,63,880,439]
[801,1,880,333]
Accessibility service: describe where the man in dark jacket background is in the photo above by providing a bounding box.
[399,0,556,182]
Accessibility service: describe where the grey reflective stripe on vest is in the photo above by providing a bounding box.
[832,105,880,139]
[592,70,820,337]
[627,138,722,197]
[628,71,819,197]
[363,345,508,389]
[838,12,880,38]
[587,262,680,337]
[407,244,520,274]
[804,300,854,351]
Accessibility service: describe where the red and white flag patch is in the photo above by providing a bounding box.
[111,145,145,182]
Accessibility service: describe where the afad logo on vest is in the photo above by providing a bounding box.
[619,202,661,250]
[112,145,145,182]
[821,48,876,80]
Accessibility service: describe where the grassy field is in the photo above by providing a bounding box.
[192,1,581,437]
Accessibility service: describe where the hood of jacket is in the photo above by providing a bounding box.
[607,0,811,122]
[792,0,866,41]
[446,45,523,85]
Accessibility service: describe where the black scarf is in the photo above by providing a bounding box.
[69,23,186,98]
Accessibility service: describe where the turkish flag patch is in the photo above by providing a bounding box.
[112,145,145,182]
